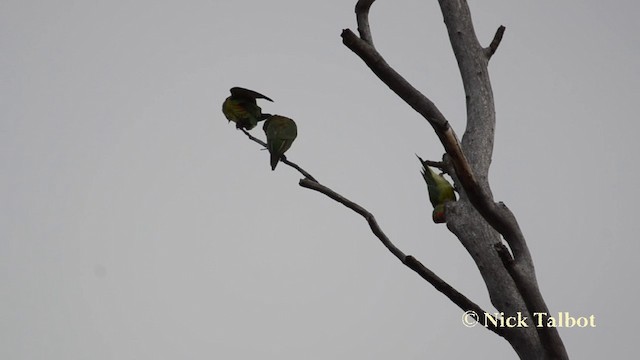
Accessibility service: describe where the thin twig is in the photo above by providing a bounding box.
[486,25,506,59]
[281,156,318,183]
[300,178,404,259]
[299,178,504,338]
[240,128,267,147]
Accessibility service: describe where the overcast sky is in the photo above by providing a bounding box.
[2,0,639,358]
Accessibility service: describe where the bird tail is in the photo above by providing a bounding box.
[270,153,279,170]
[432,205,447,223]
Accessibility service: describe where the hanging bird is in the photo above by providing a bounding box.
[263,115,297,170]
[418,156,457,223]
[222,87,273,130]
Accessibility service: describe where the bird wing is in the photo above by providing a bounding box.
[230,87,273,102]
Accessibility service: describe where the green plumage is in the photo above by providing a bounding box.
[222,87,273,130]
[418,156,457,223]
[263,115,297,170]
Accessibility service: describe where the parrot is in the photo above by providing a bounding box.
[222,87,273,130]
[418,156,457,223]
[263,115,297,170]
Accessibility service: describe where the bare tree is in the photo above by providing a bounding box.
[236,0,568,358]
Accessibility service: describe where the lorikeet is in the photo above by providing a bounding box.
[222,87,273,130]
[418,156,457,223]
[263,115,297,170]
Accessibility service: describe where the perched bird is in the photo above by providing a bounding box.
[263,115,297,170]
[418,156,457,223]
[222,87,273,130]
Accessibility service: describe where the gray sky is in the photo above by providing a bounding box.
[2,0,639,358]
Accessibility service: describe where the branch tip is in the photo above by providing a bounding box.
[486,25,506,59]
[354,0,375,45]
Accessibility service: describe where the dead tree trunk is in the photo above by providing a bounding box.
[341,0,568,358]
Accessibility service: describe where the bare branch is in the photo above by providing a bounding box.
[355,0,376,45]
[342,30,449,129]
[403,256,505,338]
[240,129,318,182]
[485,25,506,59]
[299,178,504,338]
[299,178,403,259]
[240,128,267,147]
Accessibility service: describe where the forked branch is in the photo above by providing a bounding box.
[486,25,506,59]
